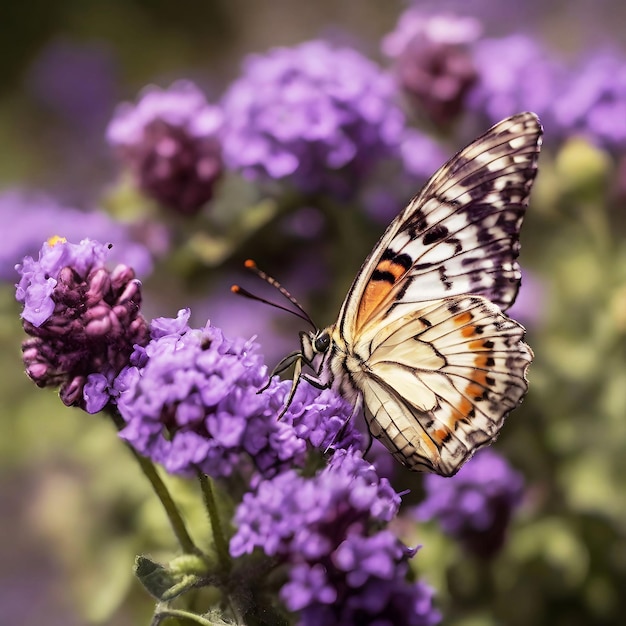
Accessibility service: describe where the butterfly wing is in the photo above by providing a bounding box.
[354,295,532,476]
[336,112,543,343]
[325,113,541,475]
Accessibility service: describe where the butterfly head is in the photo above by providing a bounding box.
[300,328,331,364]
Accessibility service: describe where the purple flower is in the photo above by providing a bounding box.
[383,11,480,126]
[415,448,524,558]
[399,129,448,182]
[107,81,223,214]
[26,38,119,131]
[15,238,149,411]
[468,34,565,125]
[115,310,358,479]
[231,448,439,624]
[0,190,157,281]
[230,449,400,558]
[552,51,626,149]
[220,40,405,198]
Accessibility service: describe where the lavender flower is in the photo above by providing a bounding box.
[0,190,156,281]
[552,51,626,150]
[115,310,359,479]
[383,11,480,126]
[26,39,119,132]
[415,448,524,558]
[15,238,149,411]
[399,129,448,182]
[220,40,405,198]
[107,81,223,214]
[468,34,564,125]
[231,449,440,624]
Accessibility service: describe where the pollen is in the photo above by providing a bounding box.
[47,235,67,247]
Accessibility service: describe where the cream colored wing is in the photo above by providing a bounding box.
[353,294,532,476]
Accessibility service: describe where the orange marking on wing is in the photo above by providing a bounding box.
[420,432,439,455]
[454,312,473,325]
[468,339,491,351]
[357,281,395,326]
[466,382,485,399]
[376,259,407,281]
[438,397,474,433]
[472,370,489,387]
[432,427,451,445]
[461,325,477,338]
[457,396,473,418]
[356,259,408,327]
[474,355,492,368]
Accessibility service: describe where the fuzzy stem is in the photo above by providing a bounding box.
[107,408,200,555]
[197,471,232,574]
[151,607,218,626]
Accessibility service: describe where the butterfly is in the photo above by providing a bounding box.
[237,112,542,477]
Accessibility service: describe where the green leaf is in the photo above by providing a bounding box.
[134,555,205,601]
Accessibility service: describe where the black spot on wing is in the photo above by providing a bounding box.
[438,265,452,290]
[371,269,396,284]
[422,224,449,245]
[380,248,413,272]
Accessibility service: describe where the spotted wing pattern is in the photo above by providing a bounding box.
[338,112,543,342]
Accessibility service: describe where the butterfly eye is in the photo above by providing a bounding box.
[314,332,331,353]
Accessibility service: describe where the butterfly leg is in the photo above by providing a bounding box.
[324,393,363,454]
[257,350,304,394]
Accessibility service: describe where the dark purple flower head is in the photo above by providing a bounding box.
[221,40,405,199]
[468,34,565,125]
[0,190,156,282]
[383,11,480,126]
[115,311,358,479]
[15,238,149,411]
[231,448,439,624]
[415,448,524,558]
[107,81,223,214]
[552,51,626,149]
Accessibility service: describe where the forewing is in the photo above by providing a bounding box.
[356,295,532,476]
[337,112,543,341]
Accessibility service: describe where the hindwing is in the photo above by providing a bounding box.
[353,295,532,476]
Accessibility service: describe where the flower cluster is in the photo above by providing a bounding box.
[15,238,149,410]
[107,81,223,214]
[552,51,626,150]
[467,34,565,125]
[232,448,441,625]
[220,40,405,198]
[415,449,524,558]
[115,309,361,479]
[383,12,480,126]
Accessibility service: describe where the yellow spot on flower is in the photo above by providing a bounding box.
[47,235,67,247]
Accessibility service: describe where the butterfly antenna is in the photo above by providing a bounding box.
[231,259,317,330]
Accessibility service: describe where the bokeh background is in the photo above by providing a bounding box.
[2,1,626,624]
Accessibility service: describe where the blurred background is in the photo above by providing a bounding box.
[2,1,626,624]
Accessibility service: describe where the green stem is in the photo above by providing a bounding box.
[106,408,199,555]
[151,607,218,626]
[197,472,232,574]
